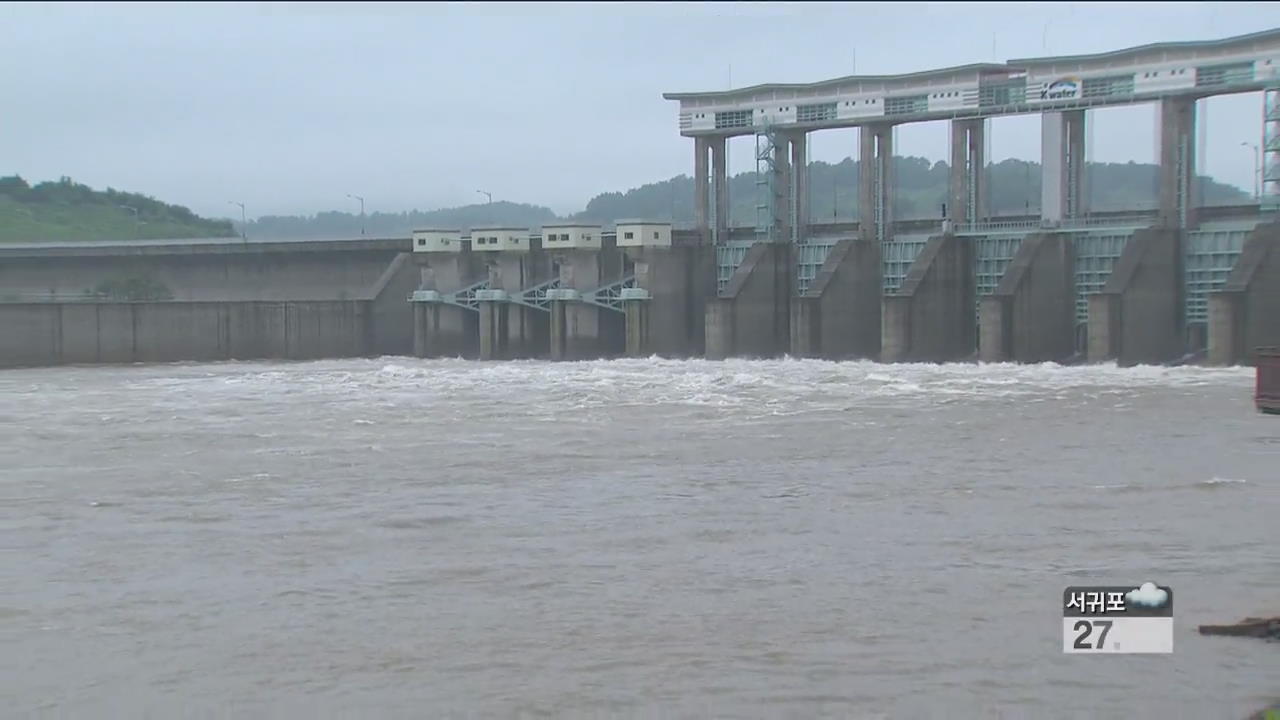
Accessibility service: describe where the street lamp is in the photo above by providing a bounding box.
[228,201,247,242]
[1024,162,1031,215]
[347,194,366,236]
[118,204,139,239]
[476,190,492,205]
[1241,142,1261,201]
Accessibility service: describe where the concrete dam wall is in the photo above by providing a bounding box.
[0,300,375,368]
[0,249,401,302]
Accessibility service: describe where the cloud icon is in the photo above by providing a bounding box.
[1126,582,1169,608]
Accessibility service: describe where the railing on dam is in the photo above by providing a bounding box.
[795,237,841,295]
[1072,230,1133,324]
[882,235,931,293]
[1184,222,1253,326]
[954,213,1154,236]
[715,241,755,296]
[0,292,155,303]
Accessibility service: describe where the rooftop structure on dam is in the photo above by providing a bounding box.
[663,27,1280,132]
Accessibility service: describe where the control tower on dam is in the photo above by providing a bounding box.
[664,27,1280,366]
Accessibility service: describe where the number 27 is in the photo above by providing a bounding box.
[1074,620,1113,649]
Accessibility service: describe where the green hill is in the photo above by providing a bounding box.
[0,176,235,242]
[3,157,1251,243]
[247,201,560,240]
[574,157,1252,227]
[239,157,1252,239]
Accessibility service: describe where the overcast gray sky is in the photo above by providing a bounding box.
[4,2,1280,220]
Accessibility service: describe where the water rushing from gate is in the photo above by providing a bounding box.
[2,358,1277,717]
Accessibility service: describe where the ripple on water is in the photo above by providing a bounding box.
[0,357,1270,717]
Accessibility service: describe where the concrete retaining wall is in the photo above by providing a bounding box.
[367,253,420,357]
[0,250,400,302]
[0,300,371,369]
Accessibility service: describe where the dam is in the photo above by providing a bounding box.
[4,27,1280,368]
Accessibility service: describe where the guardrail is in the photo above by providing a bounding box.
[0,293,154,303]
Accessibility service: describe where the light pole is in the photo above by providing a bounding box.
[119,204,139,239]
[1024,162,1031,215]
[345,192,366,234]
[476,190,492,205]
[1241,142,1261,201]
[228,201,246,242]
[832,167,838,222]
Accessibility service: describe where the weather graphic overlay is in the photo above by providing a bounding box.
[1062,583,1173,654]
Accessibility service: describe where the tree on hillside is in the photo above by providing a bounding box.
[0,175,235,242]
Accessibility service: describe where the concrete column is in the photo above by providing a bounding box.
[789,295,819,358]
[414,303,477,359]
[1207,292,1244,366]
[548,300,568,360]
[1158,98,1197,229]
[624,300,650,357]
[790,131,808,240]
[1041,110,1087,223]
[477,301,506,360]
[773,134,792,243]
[859,124,894,242]
[705,298,732,360]
[948,119,985,224]
[711,137,728,244]
[694,136,711,242]
[1066,110,1087,217]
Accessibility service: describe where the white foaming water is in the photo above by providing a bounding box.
[0,357,1275,718]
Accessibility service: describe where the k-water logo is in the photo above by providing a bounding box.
[1041,77,1081,100]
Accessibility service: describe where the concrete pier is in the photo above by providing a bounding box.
[1208,221,1280,365]
[479,251,552,360]
[978,233,1076,363]
[705,242,792,360]
[789,238,882,359]
[623,243,715,357]
[412,252,483,358]
[881,233,975,362]
[1086,227,1183,366]
[415,303,478,359]
[548,245,626,361]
